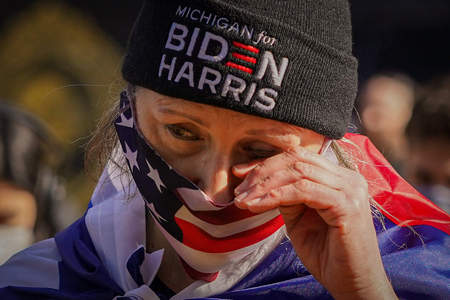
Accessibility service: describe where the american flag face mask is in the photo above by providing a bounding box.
[114,89,285,282]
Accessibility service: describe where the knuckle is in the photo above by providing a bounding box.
[294,162,311,177]
[287,162,301,178]
[250,184,263,195]
[248,164,265,183]
[294,179,310,192]
[285,147,301,161]
[285,147,297,156]
[257,175,272,190]
[330,194,349,215]
[343,171,368,194]
[268,187,282,199]
[282,154,294,166]
[342,189,368,213]
[252,162,265,175]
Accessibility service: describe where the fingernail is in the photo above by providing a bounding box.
[233,164,255,174]
[246,197,261,207]
[234,191,248,202]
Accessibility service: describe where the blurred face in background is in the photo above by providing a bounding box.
[407,138,450,187]
[406,137,450,212]
[0,181,36,228]
[0,180,36,264]
[360,76,414,137]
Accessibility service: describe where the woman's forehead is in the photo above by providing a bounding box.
[137,87,309,133]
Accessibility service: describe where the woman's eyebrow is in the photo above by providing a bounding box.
[245,128,299,136]
[157,108,210,127]
[245,128,302,145]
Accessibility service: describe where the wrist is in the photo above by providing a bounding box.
[332,277,397,300]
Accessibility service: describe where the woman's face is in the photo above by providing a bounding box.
[135,87,324,205]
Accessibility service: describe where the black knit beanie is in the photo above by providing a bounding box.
[122,0,358,139]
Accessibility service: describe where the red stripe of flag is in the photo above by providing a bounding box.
[232,41,260,54]
[226,62,253,74]
[175,215,284,253]
[186,204,259,225]
[232,52,257,64]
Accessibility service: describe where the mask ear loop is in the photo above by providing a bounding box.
[319,138,332,155]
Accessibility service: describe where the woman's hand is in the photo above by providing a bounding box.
[233,147,397,300]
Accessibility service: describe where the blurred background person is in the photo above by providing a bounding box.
[405,75,450,213]
[358,72,415,174]
[0,1,126,213]
[0,102,77,264]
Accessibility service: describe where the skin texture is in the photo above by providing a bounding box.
[135,87,397,299]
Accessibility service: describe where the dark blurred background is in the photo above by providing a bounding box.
[0,0,448,221]
[352,0,450,83]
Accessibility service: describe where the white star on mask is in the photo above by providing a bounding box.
[147,202,167,223]
[146,160,165,193]
[124,142,139,171]
[116,113,134,128]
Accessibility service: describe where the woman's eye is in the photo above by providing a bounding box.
[166,124,201,141]
[244,145,279,159]
[251,150,276,159]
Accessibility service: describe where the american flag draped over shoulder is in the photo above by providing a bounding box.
[0,93,448,299]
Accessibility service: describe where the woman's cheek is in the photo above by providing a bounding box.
[298,130,325,154]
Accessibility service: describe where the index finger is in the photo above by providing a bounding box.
[234,146,340,196]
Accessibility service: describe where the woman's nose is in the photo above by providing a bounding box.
[194,156,239,205]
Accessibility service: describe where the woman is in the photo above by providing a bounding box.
[1,0,448,299]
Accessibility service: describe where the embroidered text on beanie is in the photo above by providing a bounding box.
[122,0,358,139]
